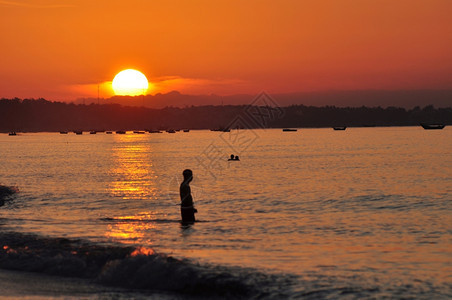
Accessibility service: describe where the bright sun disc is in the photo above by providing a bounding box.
[112,69,149,96]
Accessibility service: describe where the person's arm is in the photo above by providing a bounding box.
[180,184,193,206]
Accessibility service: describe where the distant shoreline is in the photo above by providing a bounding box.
[1,98,451,133]
[0,125,449,134]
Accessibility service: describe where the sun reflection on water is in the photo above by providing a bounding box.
[106,135,160,244]
[105,212,159,245]
[109,135,158,200]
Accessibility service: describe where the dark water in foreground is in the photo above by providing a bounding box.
[0,128,451,298]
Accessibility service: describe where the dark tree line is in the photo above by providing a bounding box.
[273,105,452,128]
[0,98,451,132]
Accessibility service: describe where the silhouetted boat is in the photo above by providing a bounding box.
[116,131,126,134]
[167,129,176,133]
[106,131,113,134]
[282,128,297,132]
[59,131,68,134]
[8,132,16,136]
[211,127,230,132]
[89,131,97,134]
[183,129,190,132]
[74,131,83,135]
[333,127,347,130]
[420,123,445,130]
[133,131,146,134]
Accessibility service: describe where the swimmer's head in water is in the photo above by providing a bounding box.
[182,169,193,182]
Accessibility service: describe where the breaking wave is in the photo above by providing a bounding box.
[0,232,296,298]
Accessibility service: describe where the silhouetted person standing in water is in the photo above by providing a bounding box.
[228,154,240,161]
[180,169,197,223]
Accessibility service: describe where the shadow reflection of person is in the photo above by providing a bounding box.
[180,169,197,223]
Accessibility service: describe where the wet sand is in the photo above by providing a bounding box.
[0,269,172,299]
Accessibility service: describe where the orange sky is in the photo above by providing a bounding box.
[0,0,451,101]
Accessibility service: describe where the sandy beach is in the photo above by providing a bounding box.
[0,269,173,299]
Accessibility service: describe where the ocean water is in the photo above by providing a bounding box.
[0,127,451,298]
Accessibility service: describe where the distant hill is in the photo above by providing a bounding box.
[75,89,452,109]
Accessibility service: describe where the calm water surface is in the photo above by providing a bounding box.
[0,128,451,297]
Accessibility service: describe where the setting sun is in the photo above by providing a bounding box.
[112,69,149,96]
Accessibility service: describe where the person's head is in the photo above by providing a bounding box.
[235,156,239,160]
[230,154,234,159]
[182,169,193,182]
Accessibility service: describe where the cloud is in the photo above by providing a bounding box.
[150,76,250,95]
[66,81,114,100]
[62,76,251,101]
